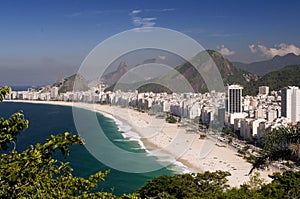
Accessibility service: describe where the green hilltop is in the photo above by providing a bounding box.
[244,65,300,95]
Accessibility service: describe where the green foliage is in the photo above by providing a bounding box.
[264,126,300,152]
[0,87,139,198]
[0,112,29,150]
[0,87,29,151]
[0,132,110,198]
[137,170,300,199]
[0,86,11,102]
[246,172,266,191]
[199,134,206,139]
[261,171,300,199]
[166,115,177,123]
[222,127,237,138]
[137,83,172,94]
[137,171,230,199]
[222,172,266,198]
[244,65,300,95]
[250,125,300,174]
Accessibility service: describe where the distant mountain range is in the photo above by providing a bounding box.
[53,51,300,96]
[233,53,300,76]
[105,50,258,93]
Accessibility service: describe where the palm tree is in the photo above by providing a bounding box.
[249,125,300,174]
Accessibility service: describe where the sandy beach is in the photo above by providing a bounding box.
[5,100,276,186]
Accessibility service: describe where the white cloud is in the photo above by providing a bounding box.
[145,8,176,12]
[161,8,176,12]
[130,9,156,28]
[217,45,235,56]
[249,43,300,57]
[132,17,142,26]
[131,10,141,14]
[132,17,156,27]
[248,44,257,53]
[143,17,156,21]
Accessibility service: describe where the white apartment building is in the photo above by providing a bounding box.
[281,86,300,122]
[50,87,59,100]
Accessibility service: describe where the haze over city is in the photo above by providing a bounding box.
[1,0,300,86]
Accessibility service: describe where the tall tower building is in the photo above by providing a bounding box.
[227,85,243,113]
[50,87,59,100]
[281,86,300,122]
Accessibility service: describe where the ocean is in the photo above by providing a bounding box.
[0,102,182,196]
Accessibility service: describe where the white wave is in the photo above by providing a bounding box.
[99,112,117,121]
[135,139,146,150]
[124,131,141,139]
[103,114,146,150]
[170,161,193,174]
[113,139,131,142]
[100,110,192,174]
[131,147,145,151]
[146,150,194,174]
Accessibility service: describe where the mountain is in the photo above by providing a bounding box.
[244,65,300,95]
[233,53,300,76]
[106,50,257,93]
[52,74,89,93]
[175,50,257,92]
[101,62,129,86]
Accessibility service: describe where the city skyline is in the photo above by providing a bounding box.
[1,0,300,86]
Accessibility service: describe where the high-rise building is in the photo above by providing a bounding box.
[281,86,300,122]
[50,87,59,100]
[227,85,243,113]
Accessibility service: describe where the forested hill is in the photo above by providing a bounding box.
[243,65,300,95]
[170,50,257,92]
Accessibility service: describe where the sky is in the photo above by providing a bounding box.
[1,0,300,86]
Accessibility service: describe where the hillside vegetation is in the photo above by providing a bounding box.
[244,65,300,95]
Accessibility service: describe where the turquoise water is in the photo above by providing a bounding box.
[0,102,176,196]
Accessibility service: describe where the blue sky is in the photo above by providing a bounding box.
[1,0,300,86]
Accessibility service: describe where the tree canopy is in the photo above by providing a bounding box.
[250,125,300,174]
[137,171,230,199]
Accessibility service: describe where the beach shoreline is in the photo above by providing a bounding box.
[4,100,276,186]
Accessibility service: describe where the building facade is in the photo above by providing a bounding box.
[227,85,243,113]
[281,86,300,122]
